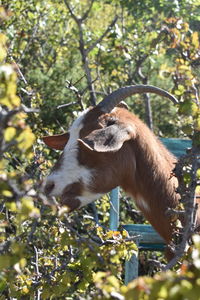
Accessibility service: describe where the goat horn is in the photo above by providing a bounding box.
[97,85,178,113]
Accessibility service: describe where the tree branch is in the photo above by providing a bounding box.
[63,0,80,24]
[81,0,95,21]
[86,15,118,55]
[64,1,118,106]
[163,151,200,270]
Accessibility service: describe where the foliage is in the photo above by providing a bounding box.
[0,0,200,299]
[92,235,200,300]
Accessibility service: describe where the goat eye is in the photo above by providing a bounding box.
[107,119,116,126]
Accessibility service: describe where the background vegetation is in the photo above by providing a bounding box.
[0,0,200,299]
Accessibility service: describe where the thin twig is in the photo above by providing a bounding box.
[63,0,80,24]
[11,58,28,85]
[57,102,77,109]
[81,0,95,21]
[33,246,42,300]
[86,16,118,55]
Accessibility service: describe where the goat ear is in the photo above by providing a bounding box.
[42,132,69,150]
[78,124,135,153]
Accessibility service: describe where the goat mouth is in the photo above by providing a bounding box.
[60,197,81,212]
[42,195,58,207]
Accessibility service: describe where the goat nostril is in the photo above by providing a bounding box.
[44,181,55,196]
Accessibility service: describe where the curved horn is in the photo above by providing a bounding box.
[97,85,178,113]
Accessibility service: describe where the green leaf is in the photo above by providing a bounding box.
[0,276,6,293]
[0,255,11,270]
[178,101,198,116]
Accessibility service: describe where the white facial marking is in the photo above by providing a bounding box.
[46,109,93,197]
[78,190,104,207]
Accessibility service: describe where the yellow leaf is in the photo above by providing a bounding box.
[178,65,190,71]
[6,202,17,212]
[0,97,14,109]
[22,286,29,294]
[0,33,7,62]
[111,69,118,76]
[19,257,27,269]
[2,190,13,197]
[4,127,16,142]
[196,186,200,194]
[20,197,40,219]
[0,47,6,62]
[107,275,120,289]
[0,33,7,45]
[192,32,199,48]
[10,95,20,107]
[21,197,34,212]
[93,271,107,282]
[88,64,96,69]
[17,127,35,151]
[195,116,200,130]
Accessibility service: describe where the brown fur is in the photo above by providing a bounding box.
[43,106,200,248]
[60,182,82,211]
[79,108,181,242]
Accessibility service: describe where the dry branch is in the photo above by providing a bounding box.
[164,150,200,270]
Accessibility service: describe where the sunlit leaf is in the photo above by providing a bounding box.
[192,32,199,48]
[4,127,16,142]
[16,128,35,151]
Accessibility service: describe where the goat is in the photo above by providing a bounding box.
[42,85,200,255]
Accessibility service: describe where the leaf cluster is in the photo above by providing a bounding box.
[0,1,200,299]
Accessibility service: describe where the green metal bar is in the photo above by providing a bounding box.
[109,187,119,231]
[122,224,165,244]
[125,239,139,285]
[161,138,191,158]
